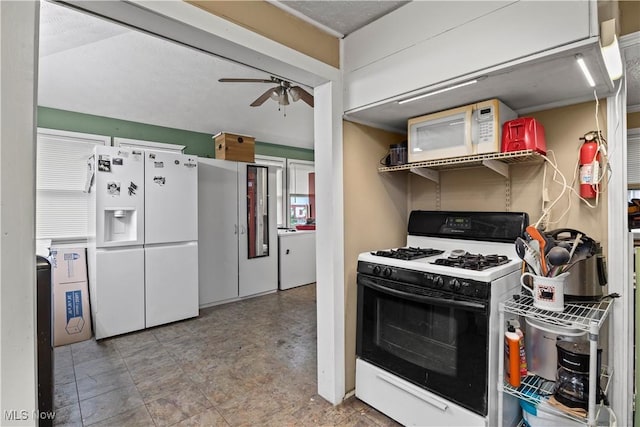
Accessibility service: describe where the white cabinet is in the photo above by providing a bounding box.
[341,0,617,135]
[198,158,278,307]
[197,158,238,304]
[278,230,316,290]
[498,296,613,427]
[343,1,596,112]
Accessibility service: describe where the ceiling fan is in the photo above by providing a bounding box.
[218,76,314,108]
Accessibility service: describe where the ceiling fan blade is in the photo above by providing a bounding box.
[250,87,277,107]
[219,78,274,83]
[290,86,314,107]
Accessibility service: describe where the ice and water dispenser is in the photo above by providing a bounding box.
[103,208,138,243]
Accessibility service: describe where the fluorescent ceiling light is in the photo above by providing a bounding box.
[398,79,479,105]
[576,54,596,87]
[600,19,623,81]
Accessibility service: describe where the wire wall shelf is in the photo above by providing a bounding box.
[377,150,543,173]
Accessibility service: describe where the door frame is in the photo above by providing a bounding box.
[51,0,347,404]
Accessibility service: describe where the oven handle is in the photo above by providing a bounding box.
[358,277,487,311]
[376,372,449,412]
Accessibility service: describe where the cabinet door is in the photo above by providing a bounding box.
[197,159,239,306]
[238,164,278,297]
[279,232,316,290]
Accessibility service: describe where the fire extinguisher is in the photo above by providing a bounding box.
[579,131,601,199]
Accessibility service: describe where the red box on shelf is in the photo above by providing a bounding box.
[295,225,316,231]
[501,117,547,155]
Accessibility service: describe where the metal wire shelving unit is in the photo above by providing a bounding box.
[497,296,614,427]
[502,367,612,425]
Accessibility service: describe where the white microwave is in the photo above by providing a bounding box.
[407,99,517,163]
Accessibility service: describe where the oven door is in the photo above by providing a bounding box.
[356,273,489,416]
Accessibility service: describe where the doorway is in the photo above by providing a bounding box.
[1,0,345,418]
[35,0,344,418]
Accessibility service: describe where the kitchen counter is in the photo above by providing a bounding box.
[278,229,316,235]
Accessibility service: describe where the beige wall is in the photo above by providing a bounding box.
[186,0,340,68]
[629,112,640,129]
[343,121,407,391]
[620,0,640,35]
[410,100,609,252]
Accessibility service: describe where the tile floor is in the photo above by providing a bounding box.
[53,284,400,426]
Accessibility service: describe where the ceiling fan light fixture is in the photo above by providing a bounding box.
[270,87,282,102]
[279,91,290,106]
[289,87,301,102]
[219,75,313,108]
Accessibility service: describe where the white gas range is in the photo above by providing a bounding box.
[355,211,527,427]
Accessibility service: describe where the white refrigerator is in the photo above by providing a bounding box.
[87,146,198,339]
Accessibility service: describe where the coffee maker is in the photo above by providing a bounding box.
[554,340,603,410]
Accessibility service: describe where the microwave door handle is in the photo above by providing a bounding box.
[358,277,487,311]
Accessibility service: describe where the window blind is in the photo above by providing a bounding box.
[113,137,185,153]
[255,155,287,227]
[36,129,110,240]
[628,133,640,188]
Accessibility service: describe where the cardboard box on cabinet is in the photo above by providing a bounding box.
[50,248,92,346]
[213,132,255,163]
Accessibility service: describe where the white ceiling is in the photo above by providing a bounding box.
[38,1,640,150]
[279,1,409,36]
[38,1,316,149]
[37,1,414,151]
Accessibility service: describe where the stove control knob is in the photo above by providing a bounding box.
[382,267,392,277]
[460,281,469,293]
[373,266,381,275]
[433,276,444,288]
[449,279,461,292]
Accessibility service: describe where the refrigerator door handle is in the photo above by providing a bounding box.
[234,224,238,235]
[85,155,95,193]
[240,225,246,235]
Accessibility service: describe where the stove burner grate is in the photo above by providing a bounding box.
[432,252,510,271]
[371,247,445,261]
